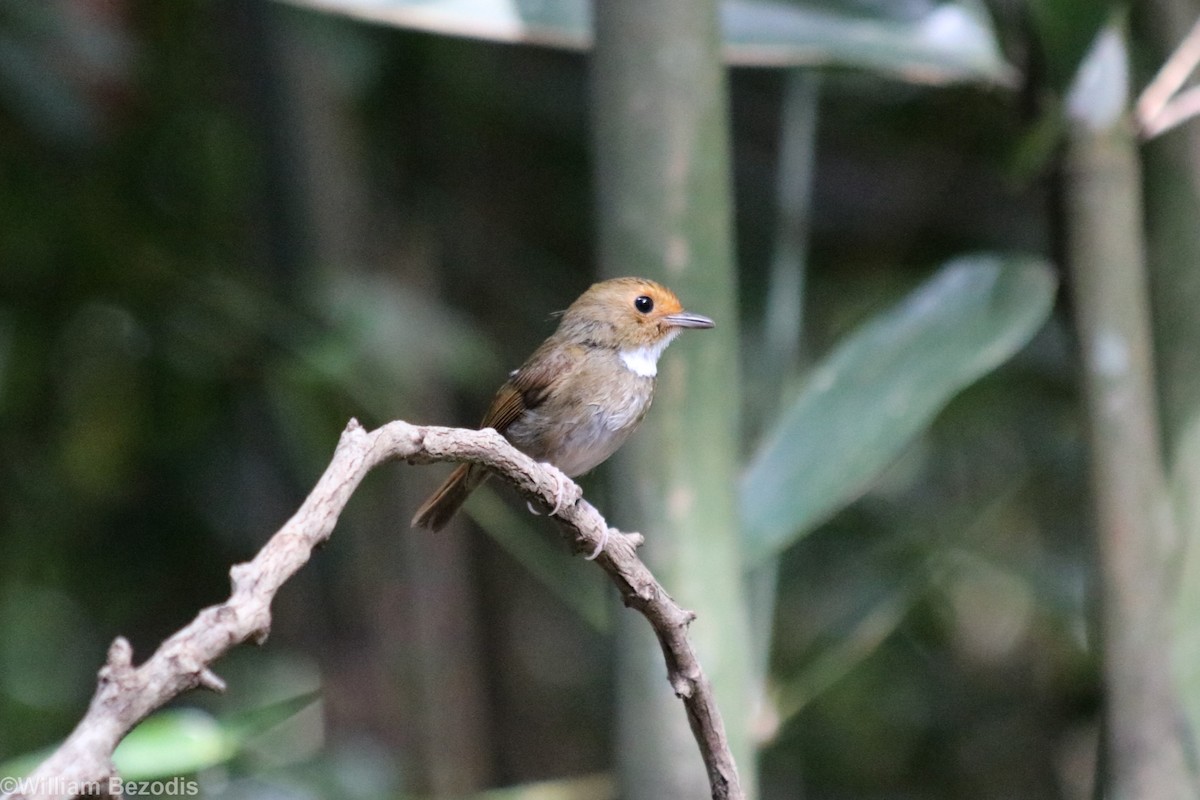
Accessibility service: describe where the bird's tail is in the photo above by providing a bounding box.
[411,464,488,531]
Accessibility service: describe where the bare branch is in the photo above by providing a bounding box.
[3,419,744,800]
[1139,84,1200,139]
[1137,15,1200,139]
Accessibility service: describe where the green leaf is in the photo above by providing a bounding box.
[273,0,592,48]
[112,709,236,779]
[3,692,323,783]
[739,254,1057,567]
[0,748,52,781]
[469,773,614,800]
[465,487,610,632]
[222,688,323,742]
[772,582,918,724]
[273,0,1013,84]
[721,0,1014,84]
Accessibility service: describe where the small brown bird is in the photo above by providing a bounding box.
[411,277,714,533]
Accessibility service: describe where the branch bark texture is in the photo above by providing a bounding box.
[4,419,743,800]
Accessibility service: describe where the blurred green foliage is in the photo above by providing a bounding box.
[0,0,1177,798]
[741,254,1056,565]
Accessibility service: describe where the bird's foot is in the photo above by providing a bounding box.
[526,465,570,518]
[544,465,568,516]
[584,527,609,561]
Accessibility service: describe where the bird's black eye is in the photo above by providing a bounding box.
[634,295,654,314]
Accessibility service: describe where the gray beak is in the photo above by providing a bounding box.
[665,311,715,329]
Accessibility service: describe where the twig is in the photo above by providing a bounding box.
[1137,15,1200,139]
[3,419,743,800]
[1139,84,1200,139]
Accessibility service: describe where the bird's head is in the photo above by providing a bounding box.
[559,277,714,347]
[556,277,713,365]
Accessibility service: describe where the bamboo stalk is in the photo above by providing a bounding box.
[1064,23,1191,800]
[590,2,756,798]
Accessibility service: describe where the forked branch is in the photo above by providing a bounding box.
[3,419,743,800]
[1137,15,1200,138]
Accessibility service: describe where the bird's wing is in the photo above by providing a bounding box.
[479,342,577,434]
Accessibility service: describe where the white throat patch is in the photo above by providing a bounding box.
[619,331,678,378]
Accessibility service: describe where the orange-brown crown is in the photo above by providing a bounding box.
[553,277,713,349]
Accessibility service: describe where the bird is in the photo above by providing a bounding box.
[411,276,714,535]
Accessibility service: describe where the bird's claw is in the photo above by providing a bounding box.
[584,528,609,560]
[546,466,568,516]
[527,465,570,518]
[521,465,603,558]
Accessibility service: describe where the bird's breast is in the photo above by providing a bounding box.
[504,366,654,477]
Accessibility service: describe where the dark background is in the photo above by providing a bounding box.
[0,1,1176,798]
